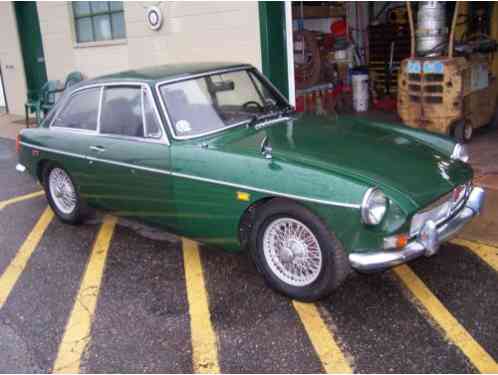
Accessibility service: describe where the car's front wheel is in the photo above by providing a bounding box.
[43,164,84,224]
[250,199,350,301]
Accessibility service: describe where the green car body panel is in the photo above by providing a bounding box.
[17,63,473,255]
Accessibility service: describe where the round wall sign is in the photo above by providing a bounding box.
[145,6,163,31]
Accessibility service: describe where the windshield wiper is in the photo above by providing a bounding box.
[247,105,294,127]
[248,112,279,126]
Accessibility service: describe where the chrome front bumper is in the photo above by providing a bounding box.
[349,186,485,272]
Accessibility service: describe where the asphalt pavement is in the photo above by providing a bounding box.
[0,137,497,373]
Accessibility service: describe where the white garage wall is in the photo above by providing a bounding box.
[0,2,28,116]
[37,1,262,82]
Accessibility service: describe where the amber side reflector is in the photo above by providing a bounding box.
[15,134,21,153]
[236,191,250,202]
[396,234,409,248]
[384,234,409,250]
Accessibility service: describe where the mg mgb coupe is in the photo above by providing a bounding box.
[16,63,484,301]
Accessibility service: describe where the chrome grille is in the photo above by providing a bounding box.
[410,184,470,237]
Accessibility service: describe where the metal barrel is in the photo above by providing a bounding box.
[416,2,447,56]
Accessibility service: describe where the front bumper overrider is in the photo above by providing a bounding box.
[349,186,485,272]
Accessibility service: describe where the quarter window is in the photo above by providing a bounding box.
[143,90,162,138]
[72,1,126,43]
[52,88,100,131]
[100,86,144,137]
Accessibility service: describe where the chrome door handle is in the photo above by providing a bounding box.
[89,145,106,152]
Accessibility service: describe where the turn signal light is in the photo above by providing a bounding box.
[16,134,21,153]
[383,234,409,250]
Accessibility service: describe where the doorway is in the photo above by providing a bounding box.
[0,64,6,113]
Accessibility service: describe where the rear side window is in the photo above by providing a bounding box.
[100,86,144,137]
[52,88,100,130]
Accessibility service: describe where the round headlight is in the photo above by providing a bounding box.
[361,188,388,225]
[451,143,469,163]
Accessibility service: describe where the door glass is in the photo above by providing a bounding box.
[143,90,162,138]
[100,86,144,137]
[52,88,100,130]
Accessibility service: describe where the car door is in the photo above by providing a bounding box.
[46,86,102,197]
[85,84,173,225]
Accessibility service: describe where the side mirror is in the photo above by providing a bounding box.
[260,136,273,160]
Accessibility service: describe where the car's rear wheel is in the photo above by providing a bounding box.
[249,199,350,301]
[43,164,84,224]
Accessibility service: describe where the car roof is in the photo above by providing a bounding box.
[87,62,252,85]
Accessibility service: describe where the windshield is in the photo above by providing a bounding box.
[159,69,289,138]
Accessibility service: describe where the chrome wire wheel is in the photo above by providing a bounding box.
[48,168,77,215]
[262,217,323,287]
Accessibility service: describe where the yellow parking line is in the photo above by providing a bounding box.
[394,265,498,373]
[0,206,53,308]
[452,239,498,272]
[53,215,117,373]
[182,238,220,373]
[293,301,352,373]
[0,190,44,211]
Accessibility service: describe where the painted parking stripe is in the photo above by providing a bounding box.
[394,265,498,373]
[53,215,117,373]
[0,206,53,308]
[0,190,44,211]
[182,238,220,373]
[293,301,352,373]
[452,239,498,272]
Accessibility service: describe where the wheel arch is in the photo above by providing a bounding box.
[238,196,275,251]
[36,159,52,184]
[238,195,329,251]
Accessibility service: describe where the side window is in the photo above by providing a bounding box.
[52,88,100,130]
[100,86,144,137]
[143,90,162,138]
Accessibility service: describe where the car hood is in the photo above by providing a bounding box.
[208,114,473,209]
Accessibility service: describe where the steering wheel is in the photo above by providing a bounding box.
[242,101,264,112]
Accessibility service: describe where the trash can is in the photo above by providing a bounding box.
[352,67,369,112]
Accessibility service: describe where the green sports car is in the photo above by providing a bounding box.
[16,63,485,301]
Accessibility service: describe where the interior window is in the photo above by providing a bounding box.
[214,71,262,107]
[143,90,162,138]
[52,88,100,130]
[100,86,144,137]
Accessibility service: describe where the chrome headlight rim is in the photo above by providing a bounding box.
[361,187,388,226]
[451,143,469,163]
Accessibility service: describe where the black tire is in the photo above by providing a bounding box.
[42,163,85,225]
[249,199,350,301]
[453,120,472,143]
